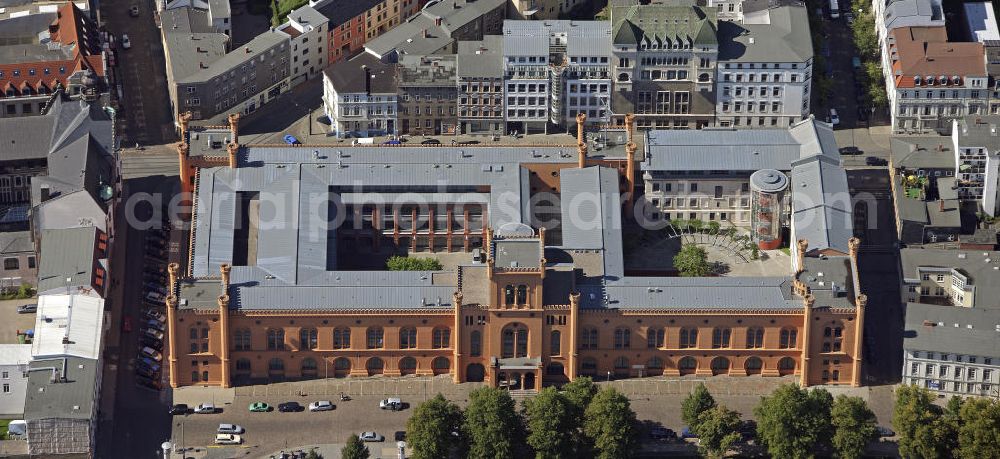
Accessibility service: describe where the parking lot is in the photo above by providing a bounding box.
[0,299,38,344]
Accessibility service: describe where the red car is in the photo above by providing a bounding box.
[122,315,132,333]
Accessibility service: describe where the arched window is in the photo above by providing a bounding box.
[504,285,515,304]
[300,328,317,350]
[647,328,665,349]
[234,329,251,351]
[432,327,450,349]
[614,328,631,349]
[581,328,599,349]
[516,285,528,304]
[470,331,482,357]
[824,327,832,337]
[268,358,284,372]
[550,330,561,355]
[746,327,764,349]
[581,358,598,373]
[301,358,318,371]
[712,328,732,348]
[235,358,251,371]
[680,328,698,349]
[190,327,199,340]
[647,356,664,370]
[711,357,730,375]
[614,356,630,370]
[399,327,417,349]
[779,328,797,349]
[399,356,417,374]
[778,357,796,374]
[366,357,384,375]
[744,356,763,374]
[366,327,384,349]
[333,327,351,349]
[678,356,697,374]
[546,362,565,376]
[502,324,528,358]
[834,327,842,338]
[432,357,450,372]
[333,357,351,376]
[267,329,285,350]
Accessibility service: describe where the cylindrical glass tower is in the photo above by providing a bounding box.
[749,169,788,250]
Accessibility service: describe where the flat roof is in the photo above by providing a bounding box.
[904,302,1000,358]
[31,294,104,360]
[24,355,99,422]
[964,2,1000,43]
[718,4,812,63]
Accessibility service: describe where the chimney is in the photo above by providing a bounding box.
[40,185,50,202]
[422,28,429,38]
[435,17,442,26]
[939,199,945,212]
[361,65,371,95]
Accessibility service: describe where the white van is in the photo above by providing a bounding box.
[352,138,375,145]
[379,398,403,410]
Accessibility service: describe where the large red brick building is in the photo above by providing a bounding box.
[164,114,866,390]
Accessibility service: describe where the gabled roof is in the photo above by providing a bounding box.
[611,3,718,47]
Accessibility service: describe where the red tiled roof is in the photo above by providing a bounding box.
[889,26,986,89]
[0,2,105,98]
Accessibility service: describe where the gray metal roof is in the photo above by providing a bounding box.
[901,248,1000,308]
[718,4,813,63]
[365,0,507,59]
[178,29,288,84]
[790,154,853,255]
[580,277,799,310]
[0,230,32,255]
[558,166,624,278]
[162,31,227,83]
[955,115,1000,152]
[502,20,613,58]
[904,302,1000,358]
[890,136,956,170]
[24,356,100,421]
[37,226,98,295]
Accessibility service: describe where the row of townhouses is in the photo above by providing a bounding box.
[322,0,814,137]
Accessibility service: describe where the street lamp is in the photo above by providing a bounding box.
[606,371,611,382]
[160,441,172,459]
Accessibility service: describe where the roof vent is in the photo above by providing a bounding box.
[922,320,937,327]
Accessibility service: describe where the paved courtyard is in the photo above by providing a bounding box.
[165,375,898,458]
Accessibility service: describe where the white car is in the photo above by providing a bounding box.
[379,397,402,410]
[358,431,384,442]
[140,346,162,361]
[193,403,216,414]
[121,34,131,50]
[142,328,164,341]
[217,423,244,434]
[214,433,242,445]
[308,400,334,412]
[829,109,840,126]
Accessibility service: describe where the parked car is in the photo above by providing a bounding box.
[278,402,303,412]
[140,346,162,361]
[140,337,163,351]
[169,404,189,415]
[145,319,165,332]
[308,400,334,412]
[16,304,36,314]
[218,424,244,434]
[142,328,164,340]
[829,109,840,126]
[283,134,300,145]
[739,420,757,441]
[866,156,887,166]
[214,434,242,445]
[135,365,157,379]
[145,291,165,304]
[383,140,402,146]
[420,139,441,145]
[135,375,162,391]
[838,146,862,155]
[138,358,161,373]
[129,4,139,16]
[358,432,384,442]
[876,426,896,437]
[144,309,166,322]
[194,403,216,414]
[379,398,403,410]
[248,402,270,412]
[121,34,131,50]
[681,426,698,439]
[852,56,862,70]
[649,426,675,441]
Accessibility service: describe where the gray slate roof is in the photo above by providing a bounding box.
[904,302,1000,358]
[718,4,812,63]
[891,136,956,170]
[37,227,97,294]
[365,0,506,58]
[0,230,32,255]
[955,115,1000,152]
[324,53,398,94]
[611,3,718,47]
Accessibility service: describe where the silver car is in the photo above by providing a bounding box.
[217,423,244,434]
[308,400,334,412]
[359,432,384,442]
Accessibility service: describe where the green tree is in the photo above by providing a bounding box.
[583,388,637,459]
[561,377,598,453]
[304,448,322,459]
[830,395,878,459]
[341,435,370,459]
[958,397,1000,459]
[524,387,573,459]
[693,405,742,458]
[893,384,955,459]
[673,245,711,277]
[407,394,463,459]
[754,384,833,459]
[681,383,717,430]
[386,256,443,271]
[463,387,520,459]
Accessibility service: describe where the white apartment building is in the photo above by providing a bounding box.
[716,2,812,128]
[282,6,329,85]
[322,54,398,137]
[0,345,31,417]
[901,249,1000,398]
[503,20,613,132]
[952,117,1000,216]
[887,26,988,134]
